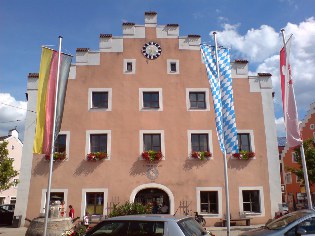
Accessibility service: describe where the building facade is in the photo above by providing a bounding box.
[281,102,315,211]
[16,12,281,226]
[0,128,23,205]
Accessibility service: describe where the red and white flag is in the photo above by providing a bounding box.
[280,36,302,147]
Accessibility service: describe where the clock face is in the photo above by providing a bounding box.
[142,42,162,60]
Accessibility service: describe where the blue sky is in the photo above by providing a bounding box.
[1,0,315,140]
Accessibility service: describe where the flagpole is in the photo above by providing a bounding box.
[213,32,231,236]
[43,36,63,236]
[280,29,312,210]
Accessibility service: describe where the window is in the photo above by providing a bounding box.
[88,88,112,111]
[167,59,179,74]
[237,133,251,152]
[186,89,210,111]
[139,89,163,111]
[90,134,107,153]
[189,92,206,109]
[144,134,161,152]
[143,92,159,109]
[191,134,209,152]
[13,179,18,188]
[10,197,16,204]
[92,92,108,109]
[86,192,104,215]
[55,134,66,153]
[40,189,68,213]
[200,191,218,214]
[242,190,261,213]
[123,59,136,74]
[285,172,292,184]
[310,124,315,130]
[292,152,298,163]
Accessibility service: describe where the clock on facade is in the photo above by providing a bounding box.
[142,42,162,60]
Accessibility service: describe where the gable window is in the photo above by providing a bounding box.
[90,134,107,153]
[189,92,206,109]
[200,191,218,214]
[123,59,136,74]
[242,190,261,213]
[237,133,251,152]
[126,62,133,72]
[167,59,179,74]
[191,134,209,152]
[92,92,108,109]
[170,63,176,72]
[86,192,104,215]
[144,134,161,152]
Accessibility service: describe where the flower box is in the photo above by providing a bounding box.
[45,152,67,161]
[141,150,163,162]
[86,152,108,161]
[191,151,212,160]
[232,151,255,160]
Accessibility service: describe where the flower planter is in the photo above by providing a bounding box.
[232,151,255,160]
[86,152,108,161]
[45,152,67,161]
[141,150,163,162]
[191,151,212,160]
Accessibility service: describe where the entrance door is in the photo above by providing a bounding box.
[134,188,170,214]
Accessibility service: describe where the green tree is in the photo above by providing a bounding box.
[0,141,19,192]
[286,139,315,185]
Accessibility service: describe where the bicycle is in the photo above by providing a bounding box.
[194,212,206,227]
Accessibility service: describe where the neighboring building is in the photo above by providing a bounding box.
[0,128,23,205]
[278,136,286,203]
[281,102,315,211]
[16,12,281,226]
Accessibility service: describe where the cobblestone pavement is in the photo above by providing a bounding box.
[0,226,27,236]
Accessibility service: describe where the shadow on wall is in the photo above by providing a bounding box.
[32,155,63,176]
[74,160,101,176]
[183,159,208,171]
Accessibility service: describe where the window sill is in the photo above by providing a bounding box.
[141,108,162,111]
[89,108,110,111]
[188,108,209,111]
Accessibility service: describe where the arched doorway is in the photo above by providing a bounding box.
[134,188,170,214]
[130,183,175,215]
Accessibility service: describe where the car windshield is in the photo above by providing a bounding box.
[266,211,312,230]
[178,218,208,236]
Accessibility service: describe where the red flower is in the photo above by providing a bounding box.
[141,150,163,162]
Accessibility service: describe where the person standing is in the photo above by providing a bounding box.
[83,212,90,229]
[69,205,74,218]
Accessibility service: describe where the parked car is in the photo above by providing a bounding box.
[0,208,14,225]
[83,214,210,236]
[0,203,15,212]
[240,209,315,235]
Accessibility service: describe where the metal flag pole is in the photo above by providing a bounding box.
[213,32,231,236]
[43,36,63,236]
[280,29,312,209]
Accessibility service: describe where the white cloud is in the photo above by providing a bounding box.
[275,117,286,137]
[0,93,27,141]
[213,18,315,136]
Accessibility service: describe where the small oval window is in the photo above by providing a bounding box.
[310,124,315,130]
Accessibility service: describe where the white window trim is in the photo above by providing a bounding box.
[239,186,265,217]
[59,131,70,161]
[139,88,163,111]
[81,188,108,216]
[86,130,111,160]
[292,152,298,163]
[88,88,112,111]
[167,59,179,74]
[196,187,222,218]
[310,124,314,130]
[40,189,68,214]
[123,59,136,74]
[187,130,213,159]
[139,130,165,160]
[233,130,255,159]
[186,88,210,111]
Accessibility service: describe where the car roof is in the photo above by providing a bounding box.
[108,214,191,222]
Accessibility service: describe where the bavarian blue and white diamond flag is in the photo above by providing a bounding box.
[200,44,238,154]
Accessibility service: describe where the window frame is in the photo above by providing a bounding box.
[196,187,222,217]
[239,186,265,217]
[55,131,70,160]
[233,130,255,158]
[88,88,112,111]
[123,59,136,74]
[81,188,108,216]
[40,189,68,214]
[186,88,210,111]
[139,88,163,111]
[139,130,165,160]
[167,59,179,74]
[188,130,213,159]
[143,134,161,152]
[86,130,111,160]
